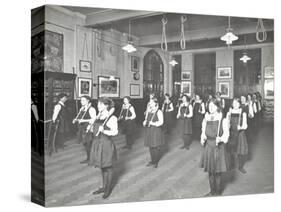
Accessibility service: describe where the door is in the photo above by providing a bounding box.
[194,52,216,98]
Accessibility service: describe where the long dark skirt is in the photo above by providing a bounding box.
[200,139,230,173]
[144,126,164,148]
[163,112,173,133]
[237,131,248,156]
[89,135,117,168]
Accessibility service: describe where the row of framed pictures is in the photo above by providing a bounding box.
[182,66,274,80]
[78,77,141,98]
[180,81,231,98]
[182,67,232,80]
[264,67,274,100]
[79,56,140,73]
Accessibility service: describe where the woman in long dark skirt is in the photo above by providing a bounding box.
[200,98,230,196]
[177,95,193,150]
[227,98,248,173]
[72,95,96,164]
[118,96,136,149]
[162,93,174,134]
[246,94,255,143]
[143,97,164,168]
[89,98,118,199]
[192,94,205,141]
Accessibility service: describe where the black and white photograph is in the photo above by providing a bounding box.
[80,60,92,72]
[29,3,275,209]
[181,81,191,95]
[98,76,120,98]
[218,81,230,98]
[217,67,232,79]
[181,71,191,80]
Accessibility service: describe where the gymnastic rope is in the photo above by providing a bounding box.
[161,16,168,51]
[256,18,267,43]
[180,15,187,50]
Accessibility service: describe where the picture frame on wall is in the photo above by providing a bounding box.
[79,60,92,72]
[181,71,191,80]
[98,76,120,98]
[181,81,191,96]
[264,66,274,78]
[217,67,232,79]
[218,81,230,98]
[264,79,274,99]
[130,84,140,96]
[131,56,140,72]
[78,77,92,98]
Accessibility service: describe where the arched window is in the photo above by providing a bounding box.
[143,50,164,99]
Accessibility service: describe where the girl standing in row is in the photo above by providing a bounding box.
[227,98,248,173]
[118,96,136,149]
[177,95,193,150]
[162,93,174,134]
[143,98,164,168]
[90,98,118,199]
[200,98,229,196]
[192,94,206,141]
[72,95,96,164]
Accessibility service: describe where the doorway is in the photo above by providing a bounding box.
[143,50,164,100]
[194,52,216,99]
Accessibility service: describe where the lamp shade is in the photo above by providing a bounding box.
[220,29,239,45]
[169,59,178,66]
[122,42,137,53]
[240,52,252,63]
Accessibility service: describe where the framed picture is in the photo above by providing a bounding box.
[44,30,64,73]
[218,82,230,98]
[217,67,232,79]
[181,71,191,80]
[264,79,274,99]
[98,76,120,98]
[130,84,140,96]
[181,81,191,96]
[78,78,92,98]
[131,56,140,72]
[79,60,92,72]
[264,67,274,78]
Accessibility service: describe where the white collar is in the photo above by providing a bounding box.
[59,101,65,106]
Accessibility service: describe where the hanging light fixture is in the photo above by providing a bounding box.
[169,57,178,66]
[220,16,239,46]
[122,19,137,53]
[240,35,251,63]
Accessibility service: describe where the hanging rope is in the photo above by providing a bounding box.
[180,15,187,50]
[161,16,168,51]
[82,33,89,60]
[256,18,267,43]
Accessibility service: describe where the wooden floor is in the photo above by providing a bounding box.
[31,122,274,207]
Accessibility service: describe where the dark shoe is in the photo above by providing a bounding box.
[239,168,247,174]
[204,191,215,197]
[153,163,158,168]
[180,145,186,149]
[80,159,89,164]
[185,146,190,150]
[102,190,112,199]
[146,161,153,167]
[92,187,104,195]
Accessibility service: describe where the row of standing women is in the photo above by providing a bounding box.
[50,90,263,199]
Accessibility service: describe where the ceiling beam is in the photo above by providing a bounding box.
[139,20,273,46]
[85,10,162,27]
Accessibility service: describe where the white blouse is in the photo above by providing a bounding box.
[201,112,229,145]
[103,115,118,136]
